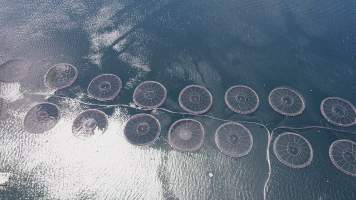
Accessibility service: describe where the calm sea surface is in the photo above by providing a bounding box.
[0,0,356,199]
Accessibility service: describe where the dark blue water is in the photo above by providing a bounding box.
[0,0,356,199]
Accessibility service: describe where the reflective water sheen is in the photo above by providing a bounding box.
[1,0,356,200]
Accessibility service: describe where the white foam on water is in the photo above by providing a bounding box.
[0,82,23,102]
[85,4,131,67]
[0,172,11,186]
[119,52,151,72]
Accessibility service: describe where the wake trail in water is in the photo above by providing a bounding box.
[263,130,272,200]
[271,125,356,136]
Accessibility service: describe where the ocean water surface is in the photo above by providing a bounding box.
[0,0,356,199]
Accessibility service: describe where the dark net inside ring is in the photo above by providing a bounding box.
[168,119,205,152]
[133,81,167,109]
[268,87,305,116]
[178,85,213,114]
[87,74,122,101]
[225,85,260,114]
[329,139,356,176]
[321,97,356,127]
[273,132,313,168]
[72,109,108,138]
[23,103,60,134]
[214,122,253,157]
[124,114,161,146]
[45,63,78,89]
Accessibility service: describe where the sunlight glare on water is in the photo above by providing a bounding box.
[0,0,356,199]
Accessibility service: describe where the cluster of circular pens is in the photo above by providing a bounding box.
[4,62,356,177]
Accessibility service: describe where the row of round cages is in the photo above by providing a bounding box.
[21,102,356,178]
[2,62,354,126]
[1,62,356,178]
[3,62,351,124]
